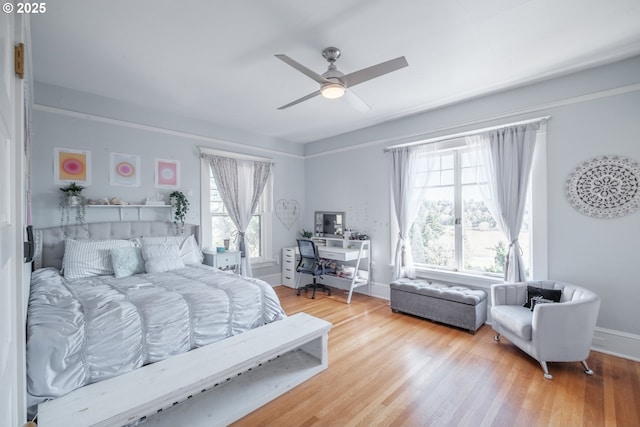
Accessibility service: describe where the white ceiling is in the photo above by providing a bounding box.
[30,0,640,144]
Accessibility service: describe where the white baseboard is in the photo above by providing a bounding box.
[368,281,390,301]
[591,327,640,362]
[257,273,283,287]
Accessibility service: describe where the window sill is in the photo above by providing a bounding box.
[414,267,503,290]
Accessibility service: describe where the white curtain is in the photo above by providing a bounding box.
[466,122,542,282]
[388,144,434,280]
[203,154,274,277]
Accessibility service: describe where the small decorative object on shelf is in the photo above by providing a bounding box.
[59,182,87,226]
[170,190,189,234]
[144,192,166,206]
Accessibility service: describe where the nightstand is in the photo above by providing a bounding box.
[203,250,241,272]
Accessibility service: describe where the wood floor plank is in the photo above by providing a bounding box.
[230,287,640,427]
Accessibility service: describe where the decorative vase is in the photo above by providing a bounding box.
[224,239,230,250]
[68,195,80,206]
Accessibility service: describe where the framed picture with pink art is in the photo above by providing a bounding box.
[54,147,92,186]
[110,152,141,187]
[155,158,180,189]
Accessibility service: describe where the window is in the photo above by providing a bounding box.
[209,174,262,258]
[199,149,274,265]
[409,142,531,277]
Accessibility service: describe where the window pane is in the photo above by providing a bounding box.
[440,169,454,186]
[209,176,227,214]
[410,186,456,269]
[244,216,261,258]
[461,166,477,184]
[440,154,454,170]
[211,215,261,258]
[211,215,236,249]
[462,185,505,274]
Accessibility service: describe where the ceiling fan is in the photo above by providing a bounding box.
[275,47,408,111]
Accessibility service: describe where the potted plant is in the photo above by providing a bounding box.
[59,182,87,225]
[299,229,313,239]
[170,190,189,234]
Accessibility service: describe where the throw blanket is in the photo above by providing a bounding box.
[26,265,286,408]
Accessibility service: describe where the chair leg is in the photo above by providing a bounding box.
[298,277,331,299]
[540,361,553,380]
[581,360,594,376]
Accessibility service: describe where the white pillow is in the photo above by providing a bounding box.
[140,235,203,265]
[141,244,185,273]
[180,235,204,265]
[63,238,137,280]
[110,246,145,278]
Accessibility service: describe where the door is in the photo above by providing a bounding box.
[0,6,27,425]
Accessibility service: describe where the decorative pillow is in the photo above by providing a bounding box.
[63,238,137,280]
[529,295,556,311]
[141,244,185,273]
[110,246,145,278]
[523,286,562,309]
[140,235,203,265]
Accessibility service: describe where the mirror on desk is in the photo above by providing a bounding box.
[314,211,345,238]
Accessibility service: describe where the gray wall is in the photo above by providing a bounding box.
[302,56,640,337]
[31,83,306,278]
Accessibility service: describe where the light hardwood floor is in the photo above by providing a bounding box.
[232,286,640,427]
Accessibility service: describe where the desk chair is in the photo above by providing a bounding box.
[296,239,332,299]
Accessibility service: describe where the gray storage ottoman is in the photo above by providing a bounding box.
[390,278,487,334]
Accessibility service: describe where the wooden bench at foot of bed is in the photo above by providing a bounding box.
[38,312,332,427]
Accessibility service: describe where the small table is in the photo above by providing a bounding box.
[203,250,241,272]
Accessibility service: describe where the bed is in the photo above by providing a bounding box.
[26,221,287,415]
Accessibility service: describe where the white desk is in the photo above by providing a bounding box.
[283,238,370,303]
[317,246,368,261]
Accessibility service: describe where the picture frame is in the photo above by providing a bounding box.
[110,152,141,187]
[54,147,92,186]
[155,158,180,189]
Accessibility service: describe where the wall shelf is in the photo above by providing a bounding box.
[87,204,171,221]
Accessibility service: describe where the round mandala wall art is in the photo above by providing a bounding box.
[565,155,640,219]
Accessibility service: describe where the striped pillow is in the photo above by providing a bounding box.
[63,239,137,280]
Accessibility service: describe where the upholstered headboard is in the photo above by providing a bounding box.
[33,221,199,270]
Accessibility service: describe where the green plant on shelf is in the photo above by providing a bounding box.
[299,229,313,239]
[170,190,189,234]
[59,182,87,226]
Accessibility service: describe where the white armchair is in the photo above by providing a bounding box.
[491,280,600,380]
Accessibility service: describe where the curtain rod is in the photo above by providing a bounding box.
[383,115,550,152]
[199,146,273,162]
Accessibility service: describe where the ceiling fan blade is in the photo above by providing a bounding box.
[341,56,408,88]
[277,90,322,110]
[342,90,371,112]
[275,54,330,85]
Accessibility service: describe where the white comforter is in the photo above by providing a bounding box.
[26,264,286,408]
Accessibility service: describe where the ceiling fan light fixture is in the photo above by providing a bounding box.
[320,82,345,99]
